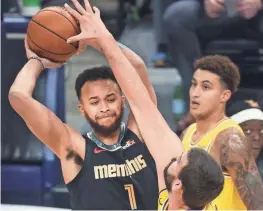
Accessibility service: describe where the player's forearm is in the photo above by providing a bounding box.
[9,59,43,97]
[233,164,263,209]
[100,35,151,109]
[118,43,157,105]
[231,158,263,209]
[9,60,44,123]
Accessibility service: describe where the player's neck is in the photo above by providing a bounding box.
[93,129,121,145]
[168,192,185,210]
[195,111,227,136]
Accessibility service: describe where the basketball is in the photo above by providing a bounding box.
[27,7,81,63]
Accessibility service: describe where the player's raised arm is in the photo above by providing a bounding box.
[64,0,184,171]
[101,39,184,168]
[117,43,157,139]
[118,43,157,106]
[118,43,157,104]
[8,38,82,160]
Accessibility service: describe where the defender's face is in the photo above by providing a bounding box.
[78,79,125,134]
[189,69,231,119]
[164,152,189,209]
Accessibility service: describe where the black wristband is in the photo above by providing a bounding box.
[28,56,45,69]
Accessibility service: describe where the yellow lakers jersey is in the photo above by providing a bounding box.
[182,119,247,210]
[158,189,169,210]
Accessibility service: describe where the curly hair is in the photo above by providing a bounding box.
[193,55,240,93]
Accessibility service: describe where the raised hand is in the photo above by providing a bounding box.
[64,0,112,47]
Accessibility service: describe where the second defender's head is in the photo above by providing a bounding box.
[164,148,224,209]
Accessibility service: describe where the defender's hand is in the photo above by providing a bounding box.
[64,0,112,47]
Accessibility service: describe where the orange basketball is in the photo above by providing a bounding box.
[27,7,81,63]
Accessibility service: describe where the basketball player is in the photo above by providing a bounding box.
[9,36,159,209]
[181,55,263,210]
[64,0,224,210]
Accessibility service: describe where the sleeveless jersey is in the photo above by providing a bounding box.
[67,128,159,210]
[182,119,247,210]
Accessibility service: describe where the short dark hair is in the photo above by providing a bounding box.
[179,148,224,209]
[193,55,240,93]
[75,66,120,100]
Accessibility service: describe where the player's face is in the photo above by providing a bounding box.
[240,120,263,159]
[78,79,125,136]
[164,152,189,208]
[189,69,231,120]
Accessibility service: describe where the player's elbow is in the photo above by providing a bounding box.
[9,90,18,106]
[8,91,28,112]
[130,54,145,72]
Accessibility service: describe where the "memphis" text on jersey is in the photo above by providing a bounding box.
[94,155,147,179]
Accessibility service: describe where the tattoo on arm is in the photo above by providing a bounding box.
[218,128,263,209]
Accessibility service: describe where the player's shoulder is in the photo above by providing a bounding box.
[214,124,248,156]
[216,125,244,142]
[214,118,243,142]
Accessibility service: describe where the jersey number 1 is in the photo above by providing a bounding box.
[124,184,137,210]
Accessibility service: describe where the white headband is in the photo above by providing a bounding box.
[231,108,263,124]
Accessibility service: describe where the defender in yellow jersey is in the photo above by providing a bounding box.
[182,55,263,210]
[155,147,223,210]
[183,119,246,210]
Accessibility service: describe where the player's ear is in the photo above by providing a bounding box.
[78,103,86,117]
[172,178,182,191]
[220,89,231,103]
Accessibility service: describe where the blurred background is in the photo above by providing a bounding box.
[1,0,263,209]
